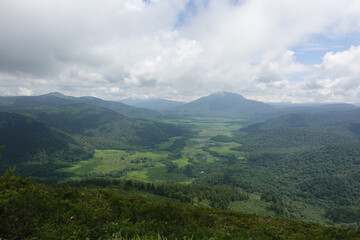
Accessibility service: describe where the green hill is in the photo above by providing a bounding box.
[30,103,183,149]
[78,96,163,120]
[0,112,93,182]
[218,109,360,226]
[0,92,163,120]
[242,109,360,131]
[0,103,185,181]
[1,170,359,240]
[122,98,185,112]
[238,126,359,151]
[239,110,360,151]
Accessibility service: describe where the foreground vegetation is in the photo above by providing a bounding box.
[1,169,359,240]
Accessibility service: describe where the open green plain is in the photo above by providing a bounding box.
[62,117,245,182]
[125,162,193,183]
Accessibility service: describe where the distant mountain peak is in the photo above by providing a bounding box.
[44,92,76,100]
[167,91,271,118]
[46,92,66,97]
[212,91,241,96]
[206,91,246,100]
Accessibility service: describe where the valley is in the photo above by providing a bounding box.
[61,117,245,183]
[2,92,360,239]
[3,2,360,238]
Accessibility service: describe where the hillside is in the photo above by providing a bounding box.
[78,96,163,120]
[29,103,182,149]
[0,112,93,182]
[239,110,360,151]
[122,98,184,112]
[204,109,360,226]
[1,170,359,240]
[0,103,185,181]
[167,92,273,118]
[0,93,163,120]
[242,110,360,131]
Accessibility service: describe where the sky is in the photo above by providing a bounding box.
[1,0,360,103]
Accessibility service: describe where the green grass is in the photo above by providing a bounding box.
[164,117,244,138]
[125,162,193,183]
[62,118,242,183]
[285,200,328,225]
[173,157,189,168]
[229,194,275,216]
[208,142,244,155]
[62,149,168,178]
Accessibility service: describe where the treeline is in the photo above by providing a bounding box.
[210,135,233,142]
[237,126,359,152]
[67,177,249,210]
[230,134,360,224]
[2,170,359,240]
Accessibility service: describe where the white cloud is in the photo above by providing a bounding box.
[293,45,360,102]
[18,87,33,96]
[1,0,360,102]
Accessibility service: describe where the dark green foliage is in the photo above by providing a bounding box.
[0,112,92,163]
[261,191,281,203]
[325,207,360,224]
[298,175,360,205]
[210,135,233,142]
[226,108,360,226]
[30,103,183,148]
[0,112,93,181]
[239,109,360,151]
[68,178,249,210]
[1,171,359,240]
[0,144,3,158]
[237,126,359,152]
[166,138,187,152]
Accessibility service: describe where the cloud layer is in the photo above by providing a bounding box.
[1,0,360,102]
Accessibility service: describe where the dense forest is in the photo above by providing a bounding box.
[1,169,359,240]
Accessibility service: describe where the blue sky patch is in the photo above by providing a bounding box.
[293,33,360,65]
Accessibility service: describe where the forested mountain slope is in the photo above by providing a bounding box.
[0,102,185,181]
[221,109,360,226]
[239,109,360,151]
[1,170,359,240]
[29,103,182,148]
[121,98,184,112]
[78,96,163,119]
[0,112,93,181]
[0,92,163,120]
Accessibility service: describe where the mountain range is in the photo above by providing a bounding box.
[166,91,273,118]
[121,98,184,112]
[0,91,358,180]
[2,91,360,233]
[0,94,185,181]
[0,92,162,120]
[125,91,356,119]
